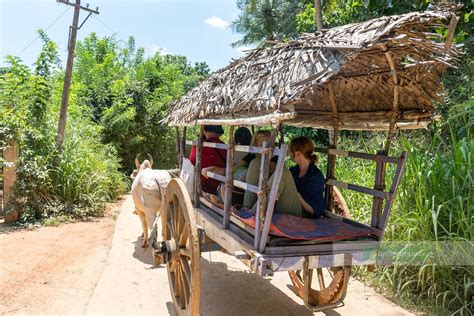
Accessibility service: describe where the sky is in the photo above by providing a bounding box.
[0,0,252,71]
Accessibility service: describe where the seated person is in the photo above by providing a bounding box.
[189,125,226,194]
[289,136,326,218]
[233,126,252,164]
[243,132,302,217]
[202,127,253,205]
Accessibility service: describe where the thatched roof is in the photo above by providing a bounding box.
[166,10,459,130]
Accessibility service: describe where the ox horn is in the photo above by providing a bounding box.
[135,153,141,169]
[147,153,153,167]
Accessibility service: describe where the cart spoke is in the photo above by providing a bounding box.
[179,247,192,258]
[316,268,325,290]
[169,260,178,273]
[176,264,183,307]
[179,224,189,247]
[169,268,177,296]
[180,256,192,287]
[166,220,174,239]
[178,263,190,307]
[176,205,184,236]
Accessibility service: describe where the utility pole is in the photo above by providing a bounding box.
[314,0,323,31]
[54,0,99,165]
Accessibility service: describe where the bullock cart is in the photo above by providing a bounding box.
[152,9,458,315]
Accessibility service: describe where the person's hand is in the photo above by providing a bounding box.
[201,166,212,178]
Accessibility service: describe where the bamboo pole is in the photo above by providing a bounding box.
[176,127,182,169]
[193,126,204,207]
[223,126,235,229]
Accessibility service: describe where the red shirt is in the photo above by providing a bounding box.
[189,137,226,194]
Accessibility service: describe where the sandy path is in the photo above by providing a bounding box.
[0,199,124,315]
[1,195,412,315]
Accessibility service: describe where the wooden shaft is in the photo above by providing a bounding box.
[384,51,399,153]
[313,147,403,164]
[223,126,235,229]
[371,149,386,228]
[379,152,408,234]
[258,144,288,252]
[254,131,275,249]
[278,123,284,145]
[325,179,391,200]
[176,127,182,169]
[326,83,339,212]
[193,126,204,207]
[182,127,187,158]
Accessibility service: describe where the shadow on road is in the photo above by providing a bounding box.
[132,238,159,267]
[200,256,313,315]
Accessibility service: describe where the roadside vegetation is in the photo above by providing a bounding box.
[1,31,209,224]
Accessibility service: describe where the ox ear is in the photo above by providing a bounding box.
[147,153,153,167]
[135,153,141,169]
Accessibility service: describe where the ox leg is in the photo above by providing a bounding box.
[136,209,149,248]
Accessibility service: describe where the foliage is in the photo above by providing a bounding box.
[231,0,310,47]
[1,30,209,223]
[0,31,127,223]
[74,34,210,171]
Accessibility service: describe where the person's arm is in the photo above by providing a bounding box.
[298,193,315,215]
[201,166,225,178]
[189,145,196,165]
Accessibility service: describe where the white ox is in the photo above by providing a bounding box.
[131,154,171,248]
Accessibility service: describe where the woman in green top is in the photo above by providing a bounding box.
[243,132,302,217]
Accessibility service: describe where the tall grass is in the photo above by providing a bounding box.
[331,100,473,315]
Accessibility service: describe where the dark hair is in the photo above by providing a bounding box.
[203,125,224,135]
[234,127,252,145]
[290,136,318,164]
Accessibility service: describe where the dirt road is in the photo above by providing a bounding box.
[1,196,412,315]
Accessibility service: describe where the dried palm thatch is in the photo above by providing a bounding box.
[165,9,459,130]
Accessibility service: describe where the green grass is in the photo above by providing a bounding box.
[328,101,473,315]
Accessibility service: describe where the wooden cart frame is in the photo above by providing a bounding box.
[151,9,459,315]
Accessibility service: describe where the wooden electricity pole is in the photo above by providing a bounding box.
[54,0,99,165]
[314,0,323,31]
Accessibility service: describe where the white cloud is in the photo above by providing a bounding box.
[205,16,229,29]
[149,44,169,56]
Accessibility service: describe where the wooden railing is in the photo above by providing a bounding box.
[184,139,407,251]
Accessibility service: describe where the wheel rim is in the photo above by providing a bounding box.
[289,187,351,307]
[288,267,351,306]
[163,178,200,316]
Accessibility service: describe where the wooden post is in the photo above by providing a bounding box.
[181,127,187,159]
[371,150,386,228]
[176,127,181,169]
[3,140,19,222]
[193,126,204,207]
[55,0,99,164]
[258,144,288,252]
[326,83,339,211]
[379,152,408,234]
[223,126,235,229]
[278,124,284,145]
[254,129,277,249]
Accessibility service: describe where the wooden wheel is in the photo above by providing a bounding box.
[289,266,351,307]
[289,187,351,309]
[162,178,200,316]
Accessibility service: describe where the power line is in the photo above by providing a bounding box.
[91,14,127,45]
[17,6,71,57]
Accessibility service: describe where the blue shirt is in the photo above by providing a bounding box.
[289,163,326,218]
